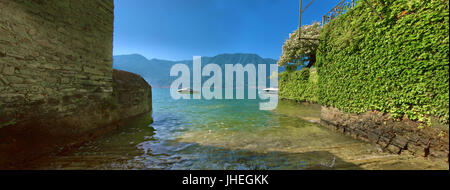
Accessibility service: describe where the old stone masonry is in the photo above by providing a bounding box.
[0,0,152,168]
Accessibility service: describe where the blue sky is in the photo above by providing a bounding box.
[113,0,343,61]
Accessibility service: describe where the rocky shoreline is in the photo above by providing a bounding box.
[320,106,449,163]
[279,99,448,163]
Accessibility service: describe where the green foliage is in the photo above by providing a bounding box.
[279,68,318,103]
[299,68,310,81]
[286,65,298,72]
[317,0,449,126]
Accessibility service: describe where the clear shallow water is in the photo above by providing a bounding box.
[28,88,448,170]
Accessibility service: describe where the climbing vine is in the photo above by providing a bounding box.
[279,68,318,103]
[317,0,449,126]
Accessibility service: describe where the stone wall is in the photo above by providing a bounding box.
[321,106,449,162]
[0,0,152,168]
[0,0,114,125]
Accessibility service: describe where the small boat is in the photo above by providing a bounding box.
[177,88,196,94]
[260,88,279,94]
[177,88,200,94]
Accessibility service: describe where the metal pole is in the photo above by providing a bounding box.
[298,0,302,39]
[299,0,302,28]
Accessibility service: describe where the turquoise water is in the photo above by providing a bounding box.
[28,88,448,170]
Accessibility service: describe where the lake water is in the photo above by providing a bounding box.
[28,88,448,170]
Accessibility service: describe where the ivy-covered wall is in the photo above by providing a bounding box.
[279,68,318,103]
[316,0,449,126]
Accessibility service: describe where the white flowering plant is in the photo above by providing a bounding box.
[278,22,321,70]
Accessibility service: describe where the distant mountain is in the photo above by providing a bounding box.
[113,53,281,88]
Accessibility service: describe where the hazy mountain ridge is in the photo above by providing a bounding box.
[113,53,281,87]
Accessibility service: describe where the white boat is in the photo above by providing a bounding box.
[177,88,194,93]
[260,88,279,94]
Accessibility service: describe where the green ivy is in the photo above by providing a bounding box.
[316,0,449,126]
[279,68,318,103]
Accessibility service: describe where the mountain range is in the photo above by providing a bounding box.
[113,53,283,88]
